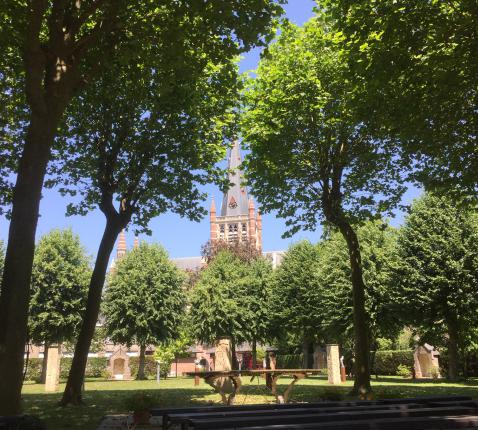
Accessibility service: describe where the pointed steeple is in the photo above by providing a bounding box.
[117,230,127,259]
[133,236,139,249]
[221,141,249,217]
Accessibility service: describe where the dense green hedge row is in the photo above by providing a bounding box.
[276,354,303,369]
[372,350,414,375]
[24,357,109,382]
[276,350,415,375]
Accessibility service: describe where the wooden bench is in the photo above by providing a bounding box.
[223,414,478,429]
[154,395,473,428]
[186,405,478,429]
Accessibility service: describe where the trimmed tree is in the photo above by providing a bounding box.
[103,243,185,380]
[29,229,90,382]
[392,193,478,379]
[241,17,405,395]
[270,241,322,366]
[188,250,272,367]
[0,0,284,413]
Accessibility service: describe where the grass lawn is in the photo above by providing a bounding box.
[21,376,478,430]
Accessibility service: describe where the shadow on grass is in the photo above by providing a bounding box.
[21,377,478,429]
[22,387,214,430]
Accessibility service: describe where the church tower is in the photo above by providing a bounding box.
[209,141,262,250]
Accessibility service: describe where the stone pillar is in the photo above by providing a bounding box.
[215,337,232,371]
[45,344,61,392]
[326,344,341,385]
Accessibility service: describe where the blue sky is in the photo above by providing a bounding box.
[0,0,420,260]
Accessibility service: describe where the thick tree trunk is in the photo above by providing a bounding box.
[302,339,309,369]
[61,219,122,405]
[137,345,147,380]
[447,319,459,380]
[41,344,49,384]
[336,220,372,396]
[252,340,257,369]
[0,113,58,415]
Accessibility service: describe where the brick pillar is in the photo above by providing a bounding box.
[248,199,256,246]
[45,344,61,392]
[257,211,262,252]
[326,344,341,385]
[210,198,217,242]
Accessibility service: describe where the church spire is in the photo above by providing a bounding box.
[221,141,249,217]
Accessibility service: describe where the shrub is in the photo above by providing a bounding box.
[320,389,345,401]
[129,356,157,379]
[373,350,414,376]
[430,365,440,379]
[320,368,328,376]
[396,364,412,378]
[24,358,43,382]
[123,391,158,412]
[276,354,303,369]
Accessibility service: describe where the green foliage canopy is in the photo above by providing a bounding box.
[29,229,90,345]
[103,243,186,348]
[325,0,477,196]
[392,193,478,377]
[188,250,273,346]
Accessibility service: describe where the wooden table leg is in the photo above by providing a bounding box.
[227,375,242,405]
[205,375,242,405]
[282,374,305,403]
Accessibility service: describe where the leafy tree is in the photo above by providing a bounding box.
[188,250,273,367]
[103,243,185,380]
[202,239,261,264]
[241,17,405,394]
[317,222,401,346]
[325,0,477,197]
[154,331,192,378]
[392,193,478,379]
[270,241,322,365]
[29,229,90,345]
[28,229,90,382]
[59,47,240,405]
[0,1,284,413]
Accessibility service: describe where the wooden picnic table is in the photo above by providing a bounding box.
[186,369,322,405]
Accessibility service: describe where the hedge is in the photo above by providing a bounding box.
[276,354,303,369]
[23,357,109,381]
[129,356,157,379]
[372,350,414,375]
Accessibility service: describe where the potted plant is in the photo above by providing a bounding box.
[123,392,157,424]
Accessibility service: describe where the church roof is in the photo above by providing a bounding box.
[221,141,249,217]
[172,256,203,271]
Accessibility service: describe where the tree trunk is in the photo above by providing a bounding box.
[41,344,49,384]
[137,345,147,380]
[252,340,257,369]
[447,319,459,380]
[336,220,372,396]
[0,112,59,415]
[231,341,238,370]
[61,219,122,405]
[302,339,309,369]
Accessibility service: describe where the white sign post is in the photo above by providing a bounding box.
[156,360,161,384]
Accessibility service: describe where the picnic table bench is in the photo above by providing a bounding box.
[185,369,322,404]
[152,396,478,430]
